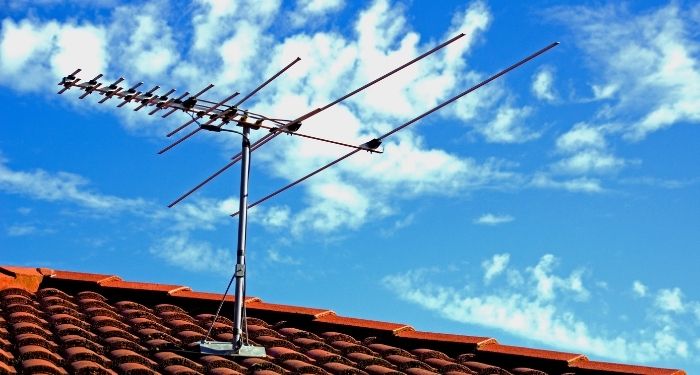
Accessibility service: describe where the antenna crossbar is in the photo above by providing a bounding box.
[167,33,466,207]
[230,41,560,217]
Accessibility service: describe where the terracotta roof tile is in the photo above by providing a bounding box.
[0,265,686,375]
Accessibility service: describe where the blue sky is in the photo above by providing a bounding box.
[1,0,699,371]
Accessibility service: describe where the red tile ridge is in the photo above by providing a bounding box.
[246,301,334,319]
[169,289,259,303]
[0,266,53,293]
[477,343,587,364]
[49,269,121,284]
[570,360,687,375]
[396,330,496,348]
[99,279,190,294]
[313,314,414,334]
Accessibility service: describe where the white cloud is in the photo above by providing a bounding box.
[553,150,626,175]
[6,224,37,236]
[480,105,538,144]
[267,249,301,265]
[149,233,234,274]
[383,254,692,363]
[474,213,514,226]
[0,156,147,212]
[551,4,700,141]
[656,288,685,313]
[0,18,107,92]
[482,253,509,283]
[555,123,607,153]
[530,174,604,193]
[633,280,648,298]
[531,66,556,101]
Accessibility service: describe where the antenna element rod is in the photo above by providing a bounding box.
[231,41,560,216]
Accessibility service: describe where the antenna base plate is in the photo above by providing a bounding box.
[198,341,266,357]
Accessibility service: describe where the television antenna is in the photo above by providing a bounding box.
[57,33,558,357]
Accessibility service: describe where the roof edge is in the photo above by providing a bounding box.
[0,266,54,293]
[0,264,685,375]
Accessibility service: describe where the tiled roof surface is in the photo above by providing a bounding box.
[0,266,685,375]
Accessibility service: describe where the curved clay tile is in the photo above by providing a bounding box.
[254,335,299,350]
[121,309,161,322]
[294,338,340,353]
[76,290,108,302]
[199,355,246,373]
[322,332,360,344]
[369,344,415,359]
[8,311,49,327]
[347,353,395,369]
[50,313,92,330]
[196,314,233,326]
[0,287,35,299]
[115,301,153,312]
[209,368,244,375]
[331,341,377,356]
[91,315,132,331]
[404,368,439,375]
[70,360,117,375]
[130,317,172,333]
[118,362,160,375]
[322,361,370,375]
[144,338,178,350]
[15,333,58,351]
[511,368,547,375]
[245,317,270,328]
[167,319,208,334]
[79,299,117,311]
[21,358,69,375]
[213,332,234,343]
[84,306,123,320]
[154,351,206,373]
[45,304,85,319]
[177,330,206,344]
[247,325,284,339]
[385,355,435,371]
[280,359,328,374]
[12,322,52,338]
[160,311,199,324]
[64,346,112,368]
[17,345,64,365]
[241,357,287,374]
[461,361,511,375]
[423,358,474,373]
[267,346,313,363]
[363,364,405,375]
[1,295,35,308]
[137,328,181,344]
[279,327,323,341]
[38,288,74,300]
[96,326,139,341]
[41,296,79,310]
[250,371,282,375]
[0,348,15,363]
[411,349,451,361]
[4,302,44,316]
[60,335,105,354]
[102,336,148,354]
[55,323,99,341]
[163,364,202,375]
[0,360,17,374]
[154,304,187,314]
[110,349,158,369]
[305,349,353,365]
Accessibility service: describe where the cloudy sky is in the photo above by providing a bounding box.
[1,0,699,372]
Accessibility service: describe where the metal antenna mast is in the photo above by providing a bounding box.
[57,33,558,357]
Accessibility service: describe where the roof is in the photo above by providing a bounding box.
[0,265,685,375]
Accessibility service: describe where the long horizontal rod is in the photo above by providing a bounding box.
[230,41,560,216]
[167,33,466,207]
